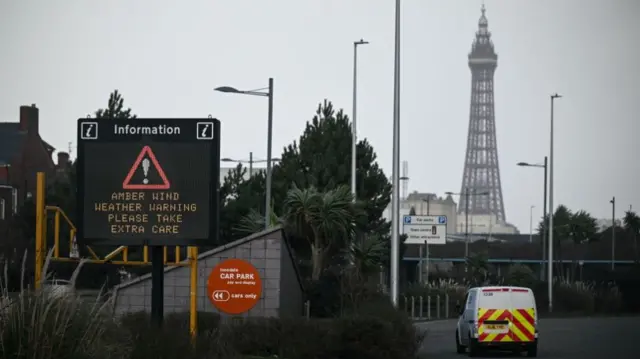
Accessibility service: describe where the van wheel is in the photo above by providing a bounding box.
[455,330,466,354]
[467,335,480,357]
[526,343,538,357]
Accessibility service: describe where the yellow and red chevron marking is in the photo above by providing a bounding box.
[477,308,536,343]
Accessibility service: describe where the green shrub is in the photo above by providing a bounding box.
[594,282,623,314]
[554,279,595,313]
[504,264,537,288]
[221,297,424,359]
[343,296,425,359]
[120,311,237,359]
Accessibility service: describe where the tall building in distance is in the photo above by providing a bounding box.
[458,5,517,234]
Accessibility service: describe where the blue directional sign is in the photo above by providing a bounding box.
[402,215,448,245]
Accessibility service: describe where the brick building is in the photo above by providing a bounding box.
[0,104,65,224]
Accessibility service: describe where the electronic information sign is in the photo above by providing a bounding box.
[76,118,220,246]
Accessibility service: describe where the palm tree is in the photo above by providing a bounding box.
[623,210,640,260]
[285,184,355,280]
[568,210,598,244]
[343,234,387,279]
[234,206,283,235]
[466,251,491,285]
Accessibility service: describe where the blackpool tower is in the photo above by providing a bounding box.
[458,4,506,223]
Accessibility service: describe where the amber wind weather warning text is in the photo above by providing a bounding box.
[76,118,221,246]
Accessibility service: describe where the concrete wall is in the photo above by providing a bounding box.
[112,228,304,318]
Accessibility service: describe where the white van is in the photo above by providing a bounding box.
[455,286,538,357]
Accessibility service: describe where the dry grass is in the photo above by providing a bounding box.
[0,249,130,359]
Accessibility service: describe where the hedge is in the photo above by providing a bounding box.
[0,291,425,359]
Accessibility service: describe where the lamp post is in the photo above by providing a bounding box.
[445,190,489,264]
[351,39,369,203]
[548,93,562,312]
[517,156,548,280]
[610,196,616,271]
[529,205,536,243]
[215,79,274,230]
[221,153,280,177]
[390,0,401,307]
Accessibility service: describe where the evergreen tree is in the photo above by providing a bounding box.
[94,90,136,119]
[271,100,391,238]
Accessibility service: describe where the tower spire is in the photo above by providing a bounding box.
[478,3,489,35]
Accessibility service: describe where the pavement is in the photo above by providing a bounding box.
[416,316,639,358]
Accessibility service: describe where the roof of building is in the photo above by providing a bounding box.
[406,191,456,203]
[0,123,25,164]
[0,122,55,165]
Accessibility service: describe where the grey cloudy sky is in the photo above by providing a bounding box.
[1,0,638,233]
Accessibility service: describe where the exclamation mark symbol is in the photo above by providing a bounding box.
[85,124,94,138]
[142,158,150,184]
[201,124,210,138]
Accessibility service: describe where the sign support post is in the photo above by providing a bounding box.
[425,239,430,284]
[151,245,165,326]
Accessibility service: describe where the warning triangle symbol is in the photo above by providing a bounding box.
[122,145,170,190]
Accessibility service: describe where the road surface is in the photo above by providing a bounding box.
[417,316,638,358]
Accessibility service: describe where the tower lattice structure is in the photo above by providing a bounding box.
[458,5,506,223]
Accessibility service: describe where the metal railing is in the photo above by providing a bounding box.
[402,294,457,320]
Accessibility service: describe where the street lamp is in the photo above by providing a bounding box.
[610,196,616,271]
[517,156,548,280]
[529,205,536,243]
[390,0,402,307]
[351,39,369,203]
[221,153,280,177]
[445,189,489,262]
[215,78,274,230]
[548,93,562,312]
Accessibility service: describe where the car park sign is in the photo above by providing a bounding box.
[402,215,447,244]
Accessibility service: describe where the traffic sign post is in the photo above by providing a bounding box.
[207,259,262,315]
[403,215,447,285]
[76,118,221,326]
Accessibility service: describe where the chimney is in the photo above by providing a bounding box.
[57,152,70,167]
[19,104,39,134]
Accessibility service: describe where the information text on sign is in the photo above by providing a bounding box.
[76,118,220,246]
[207,259,262,315]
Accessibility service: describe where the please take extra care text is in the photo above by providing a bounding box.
[94,191,198,234]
